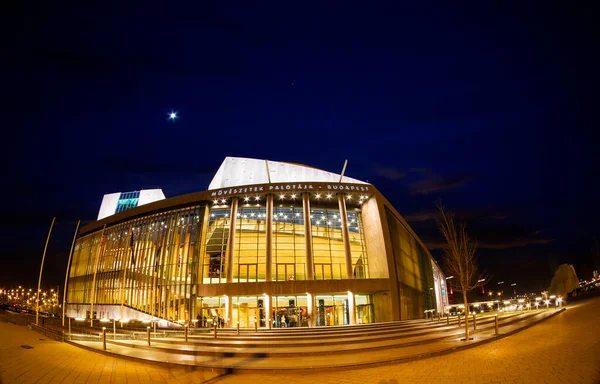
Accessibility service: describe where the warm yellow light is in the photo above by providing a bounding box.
[291,194,297,199]
[326,194,332,199]
[244,196,249,202]
[279,194,285,199]
[315,194,321,199]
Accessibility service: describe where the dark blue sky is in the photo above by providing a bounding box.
[1,2,597,294]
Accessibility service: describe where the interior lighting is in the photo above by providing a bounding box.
[255,196,260,201]
[326,193,333,199]
[244,196,249,202]
[291,194,297,199]
[220,199,226,204]
[280,194,285,200]
[347,194,352,200]
[315,194,321,199]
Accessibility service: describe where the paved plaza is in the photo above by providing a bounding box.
[1,297,599,384]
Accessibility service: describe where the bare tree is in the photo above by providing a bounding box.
[436,202,486,341]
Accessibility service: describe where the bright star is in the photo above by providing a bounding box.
[168,111,178,121]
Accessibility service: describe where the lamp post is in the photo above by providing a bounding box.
[36,217,56,325]
[62,220,80,327]
[446,276,454,306]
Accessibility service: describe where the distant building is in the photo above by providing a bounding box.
[549,264,579,296]
[97,189,165,220]
[67,157,447,327]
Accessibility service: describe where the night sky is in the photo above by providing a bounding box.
[2,2,597,296]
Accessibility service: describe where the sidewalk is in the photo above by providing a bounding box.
[2,303,595,383]
[67,309,562,370]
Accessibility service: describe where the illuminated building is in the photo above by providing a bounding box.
[66,157,448,327]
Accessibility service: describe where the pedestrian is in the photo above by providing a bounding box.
[280,314,287,327]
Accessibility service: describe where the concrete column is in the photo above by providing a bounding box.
[265,194,273,281]
[225,295,232,327]
[337,193,354,279]
[226,198,239,283]
[263,293,271,328]
[347,291,356,325]
[302,193,314,280]
[306,292,313,327]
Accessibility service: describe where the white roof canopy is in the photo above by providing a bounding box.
[208,157,368,190]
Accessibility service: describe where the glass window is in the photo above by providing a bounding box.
[310,208,345,280]
[203,207,230,284]
[347,211,369,279]
[234,204,267,282]
[273,205,306,281]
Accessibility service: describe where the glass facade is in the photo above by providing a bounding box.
[385,207,436,320]
[68,206,204,322]
[67,190,442,326]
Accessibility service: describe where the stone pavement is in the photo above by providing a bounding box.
[1,297,599,384]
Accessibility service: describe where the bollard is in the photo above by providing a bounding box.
[147,326,151,346]
[113,320,116,340]
[185,324,188,342]
[458,313,461,327]
[255,317,258,332]
[268,317,272,330]
[68,317,72,340]
[154,321,157,336]
[102,327,107,350]
[494,314,499,335]
[438,313,441,322]
[214,322,218,339]
[473,314,477,330]
[446,314,449,325]
[237,322,240,335]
